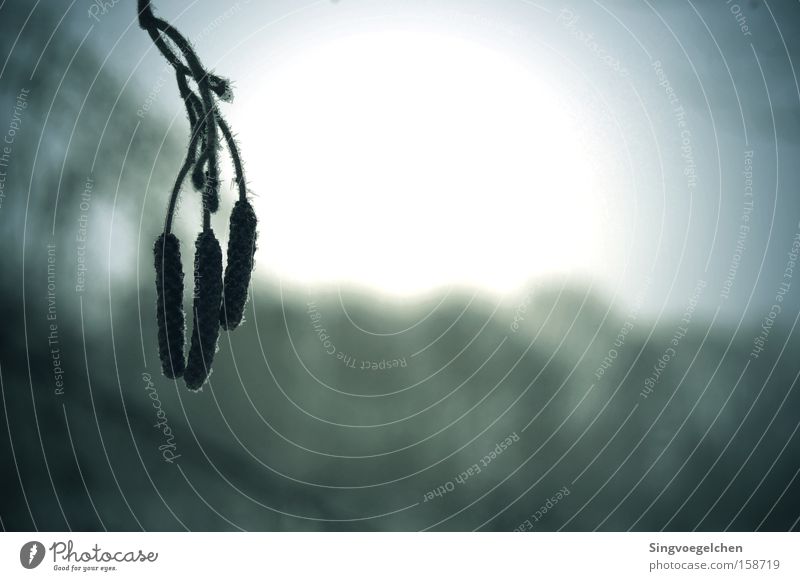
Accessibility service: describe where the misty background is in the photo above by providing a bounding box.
[0,0,799,531]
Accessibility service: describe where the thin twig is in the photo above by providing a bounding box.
[165,72,206,234]
[139,0,248,229]
[216,110,247,201]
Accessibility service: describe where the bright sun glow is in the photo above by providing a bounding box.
[235,29,606,296]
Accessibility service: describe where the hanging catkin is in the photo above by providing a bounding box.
[154,233,186,378]
[191,164,205,191]
[141,0,257,389]
[220,199,258,330]
[184,229,223,389]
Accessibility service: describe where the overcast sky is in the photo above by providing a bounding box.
[3,0,800,325]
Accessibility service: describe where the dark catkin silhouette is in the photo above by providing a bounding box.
[154,233,186,378]
[220,199,258,329]
[191,162,206,192]
[184,229,223,390]
[141,0,257,388]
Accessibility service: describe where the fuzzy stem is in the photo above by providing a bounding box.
[215,110,247,201]
[164,70,207,234]
[138,0,219,209]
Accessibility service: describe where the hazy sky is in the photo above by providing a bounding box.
[7,0,800,324]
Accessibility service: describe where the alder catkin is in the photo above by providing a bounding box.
[184,229,223,390]
[154,233,186,378]
[220,199,258,330]
[191,162,206,191]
